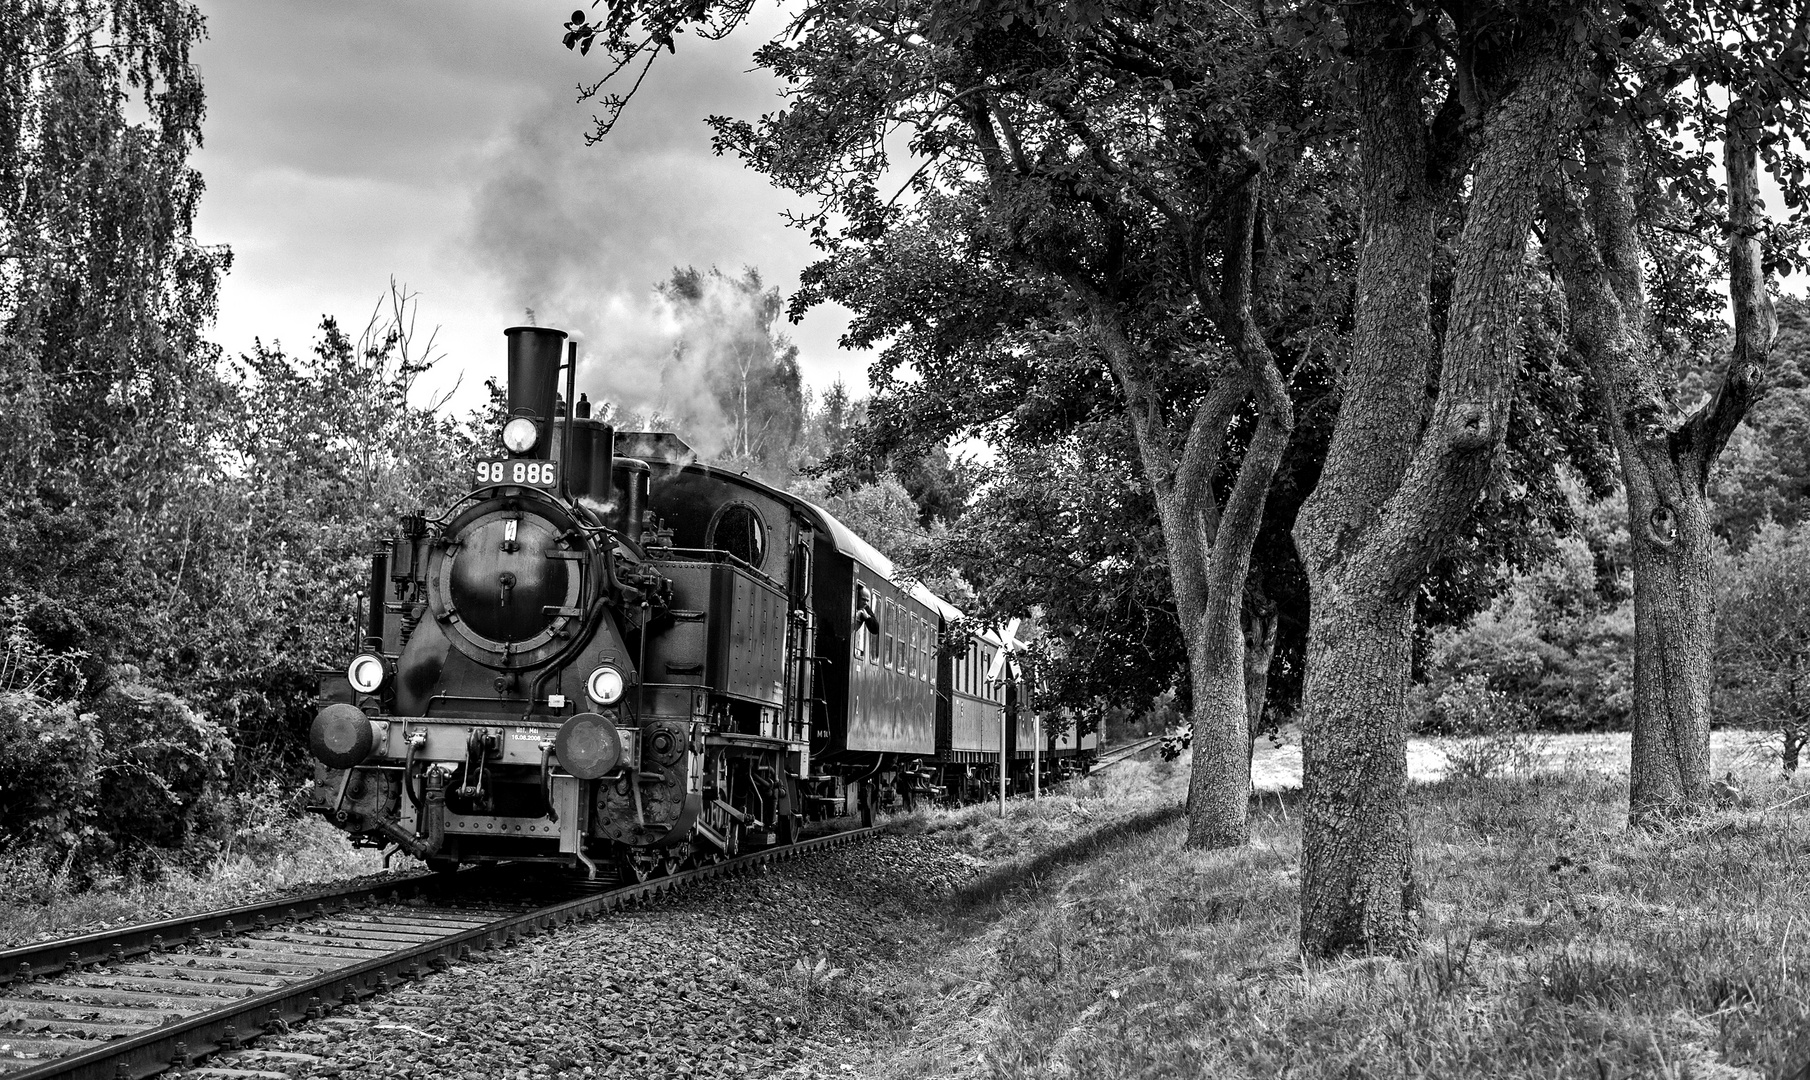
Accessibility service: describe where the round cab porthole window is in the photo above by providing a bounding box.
[709,502,767,570]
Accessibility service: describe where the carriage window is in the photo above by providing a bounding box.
[908,621,918,677]
[854,584,870,659]
[708,503,767,569]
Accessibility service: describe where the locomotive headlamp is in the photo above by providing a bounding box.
[347,652,387,695]
[501,416,539,454]
[585,664,626,706]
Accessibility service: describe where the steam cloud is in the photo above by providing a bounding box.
[466,61,802,459]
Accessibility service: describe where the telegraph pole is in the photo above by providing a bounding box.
[1030,672,1040,801]
[998,686,1007,817]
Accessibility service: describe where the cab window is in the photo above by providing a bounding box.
[708,502,766,569]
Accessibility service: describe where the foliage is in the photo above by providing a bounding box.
[920,422,1189,722]
[1423,532,1636,733]
[0,276,485,879]
[1711,297,1810,546]
[0,691,98,857]
[0,666,232,882]
[1416,674,1545,781]
[1716,520,1810,772]
[190,293,482,779]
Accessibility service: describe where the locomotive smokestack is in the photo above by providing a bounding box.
[503,325,567,458]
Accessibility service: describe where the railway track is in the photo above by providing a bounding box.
[1090,735,1163,772]
[1,745,1154,1079]
[0,826,877,1080]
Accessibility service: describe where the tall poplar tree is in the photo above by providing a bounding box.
[0,0,230,664]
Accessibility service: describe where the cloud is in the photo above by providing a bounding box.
[467,24,808,453]
[192,0,873,416]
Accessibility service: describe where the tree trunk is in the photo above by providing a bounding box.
[1294,22,1573,954]
[1183,549,1258,847]
[1291,16,1436,958]
[1621,446,1716,819]
[1242,584,1279,755]
[1298,582,1417,954]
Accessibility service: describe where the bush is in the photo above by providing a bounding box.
[1417,675,1544,780]
[87,670,235,865]
[0,691,101,853]
[1716,520,1810,772]
[1425,535,1634,731]
[0,667,233,882]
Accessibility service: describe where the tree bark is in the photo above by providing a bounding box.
[1293,19,1575,954]
[1544,110,1774,823]
[1242,582,1279,751]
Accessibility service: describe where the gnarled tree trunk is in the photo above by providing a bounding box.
[1087,300,1291,850]
[1544,111,1774,823]
[1242,581,1279,756]
[1293,18,1576,954]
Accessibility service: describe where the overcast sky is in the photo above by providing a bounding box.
[190,0,869,414]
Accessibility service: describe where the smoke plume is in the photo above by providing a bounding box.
[465,48,804,459]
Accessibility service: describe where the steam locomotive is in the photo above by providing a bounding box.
[305,325,1096,879]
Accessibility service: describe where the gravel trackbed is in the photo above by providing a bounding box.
[192,835,979,1080]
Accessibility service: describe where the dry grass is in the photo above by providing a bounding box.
[0,815,400,947]
[860,748,1810,1079]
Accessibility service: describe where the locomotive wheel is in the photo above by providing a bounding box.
[662,850,688,876]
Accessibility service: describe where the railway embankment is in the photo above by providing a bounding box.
[8,740,1807,1078]
[0,817,407,950]
[834,744,1810,1080]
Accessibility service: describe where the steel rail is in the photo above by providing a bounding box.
[0,826,878,1080]
[1091,735,1163,772]
[0,873,439,986]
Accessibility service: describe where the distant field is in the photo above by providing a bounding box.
[1247,726,1782,792]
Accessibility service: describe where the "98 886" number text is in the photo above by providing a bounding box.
[476,460,556,486]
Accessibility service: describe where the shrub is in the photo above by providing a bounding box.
[1419,674,1544,780]
[0,667,233,882]
[1425,535,1634,731]
[87,669,235,867]
[1716,519,1810,771]
[0,691,101,853]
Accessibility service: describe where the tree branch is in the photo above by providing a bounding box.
[1683,97,1775,480]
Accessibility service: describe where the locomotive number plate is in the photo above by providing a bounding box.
[476,459,560,489]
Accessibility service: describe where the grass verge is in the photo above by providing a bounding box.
[0,814,401,947]
[839,752,1810,1079]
